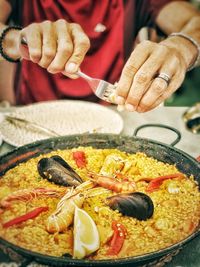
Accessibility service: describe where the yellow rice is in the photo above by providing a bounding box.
[0,147,199,259]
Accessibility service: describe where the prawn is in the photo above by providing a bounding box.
[46,181,94,233]
[0,187,64,208]
[88,172,136,193]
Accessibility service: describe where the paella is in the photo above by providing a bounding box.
[0,147,199,260]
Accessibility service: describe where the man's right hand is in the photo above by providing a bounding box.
[19,19,90,77]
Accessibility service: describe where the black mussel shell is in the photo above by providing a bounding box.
[107,192,154,220]
[37,155,83,187]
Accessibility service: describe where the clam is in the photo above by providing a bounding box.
[107,192,154,220]
[37,155,83,187]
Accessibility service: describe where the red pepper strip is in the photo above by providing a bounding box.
[72,151,87,168]
[146,173,185,193]
[3,207,49,228]
[107,221,127,256]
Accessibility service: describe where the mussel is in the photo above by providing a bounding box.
[107,192,154,220]
[37,155,83,187]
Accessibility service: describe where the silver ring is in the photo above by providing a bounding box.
[156,73,171,85]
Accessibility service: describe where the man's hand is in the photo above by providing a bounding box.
[115,40,187,112]
[115,1,200,113]
[19,19,90,77]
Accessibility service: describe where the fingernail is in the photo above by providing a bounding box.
[65,62,77,73]
[125,104,135,112]
[117,105,125,112]
[47,68,56,74]
[115,96,125,105]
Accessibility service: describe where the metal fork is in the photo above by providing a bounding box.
[4,114,103,137]
[77,28,159,104]
[4,114,61,137]
[20,38,117,103]
[77,70,117,103]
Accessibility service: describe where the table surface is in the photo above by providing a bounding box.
[0,105,199,266]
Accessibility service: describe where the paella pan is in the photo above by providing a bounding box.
[0,130,199,267]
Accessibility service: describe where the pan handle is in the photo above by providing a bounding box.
[133,124,181,146]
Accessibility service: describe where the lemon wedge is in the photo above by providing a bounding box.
[73,206,100,259]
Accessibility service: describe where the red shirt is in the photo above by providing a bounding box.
[9,0,173,104]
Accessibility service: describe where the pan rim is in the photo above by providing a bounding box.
[0,133,199,265]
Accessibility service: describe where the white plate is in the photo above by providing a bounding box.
[0,100,123,147]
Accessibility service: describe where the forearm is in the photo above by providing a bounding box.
[156,1,200,69]
[0,0,17,103]
[0,22,21,61]
[0,0,21,61]
[0,61,16,104]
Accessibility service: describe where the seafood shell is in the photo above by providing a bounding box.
[107,192,154,220]
[37,155,83,187]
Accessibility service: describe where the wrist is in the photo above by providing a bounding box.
[160,35,198,70]
[3,29,21,59]
[0,26,22,63]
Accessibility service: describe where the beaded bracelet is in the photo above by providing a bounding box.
[169,32,200,71]
[0,25,22,63]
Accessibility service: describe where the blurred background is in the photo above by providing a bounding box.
[165,0,200,107]
[165,66,200,106]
